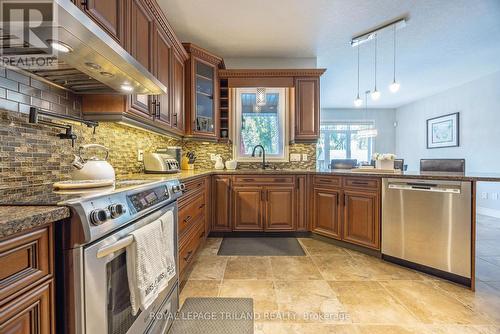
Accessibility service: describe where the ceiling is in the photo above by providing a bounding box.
[158,0,500,108]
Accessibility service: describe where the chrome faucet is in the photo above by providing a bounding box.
[251,145,268,169]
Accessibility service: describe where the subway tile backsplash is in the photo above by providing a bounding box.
[0,68,81,116]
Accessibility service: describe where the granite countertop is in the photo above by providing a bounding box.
[0,206,70,239]
[121,168,500,182]
[3,168,499,239]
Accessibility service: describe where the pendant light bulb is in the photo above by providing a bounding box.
[390,24,400,94]
[389,81,400,93]
[354,95,363,107]
[371,89,381,101]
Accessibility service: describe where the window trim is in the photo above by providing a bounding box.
[232,87,289,162]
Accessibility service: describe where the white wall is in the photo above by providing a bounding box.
[321,108,397,154]
[395,71,500,216]
[224,57,317,69]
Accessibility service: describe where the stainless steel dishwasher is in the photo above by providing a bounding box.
[382,178,472,285]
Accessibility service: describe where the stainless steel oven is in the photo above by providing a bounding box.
[57,179,184,334]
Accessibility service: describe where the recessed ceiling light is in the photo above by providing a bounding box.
[47,40,73,53]
[85,62,101,71]
[120,83,133,92]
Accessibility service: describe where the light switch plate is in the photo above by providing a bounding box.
[290,153,301,162]
[210,154,217,161]
[302,154,308,161]
[137,149,144,162]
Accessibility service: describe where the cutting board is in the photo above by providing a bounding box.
[53,179,115,189]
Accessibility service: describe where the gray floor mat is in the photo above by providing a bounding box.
[217,237,305,256]
[169,298,254,334]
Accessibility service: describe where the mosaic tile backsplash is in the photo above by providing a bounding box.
[0,67,316,193]
[0,109,181,189]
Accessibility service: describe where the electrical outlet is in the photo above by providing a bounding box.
[210,153,217,161]
[302,154,308,161]
[481,192,488,200]
[290,153,301,162]
[137,149,144,162]
[492,193,499,201]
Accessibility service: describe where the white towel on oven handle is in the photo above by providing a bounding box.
[126,210,176,316]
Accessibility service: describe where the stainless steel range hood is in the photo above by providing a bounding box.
[0,0,166,95]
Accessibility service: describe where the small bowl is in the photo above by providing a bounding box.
[225,160,237,170]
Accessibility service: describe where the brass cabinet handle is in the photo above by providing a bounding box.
[184,215,192,223]
[352,181,369,186]
[198,203,205,209]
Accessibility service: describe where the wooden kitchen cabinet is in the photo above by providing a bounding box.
[265,186,295,231]
[294,77,320,141]
[152,22,172,127]
[0,281,54,334]
[171,50,186,134]
[343,190,380,249]
[233,187,263,231]
[0,224,55,334]
[295,175,308,231]
[311,176,381,250]
[82,0,189,137]
[212,176,232,232]
[183,43,223,140]
[312,188,342,239]
[77,0,126,46]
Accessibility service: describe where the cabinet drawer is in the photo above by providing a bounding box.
[179,224,205,277]
[178,177,206,205]
[233,175,294,185]
[178,193,205,238]
[343,177,380,190]
[0,225,52,304]
[0,279,53,333]
[313,175,342,187]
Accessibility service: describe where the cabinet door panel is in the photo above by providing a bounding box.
[312,188,341,239]
[295,175,308,231]
[154,25,172,126]
[266,187,295,231]
[212,176,231,232]
[130,0,153,71]
[82,0,123,45]
[295,77,319,140]
[343,191,380,249]
[171,52,185,133]
[233,187,263,231]
[0,280,53,334]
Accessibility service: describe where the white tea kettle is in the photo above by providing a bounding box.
[71,144,116,181]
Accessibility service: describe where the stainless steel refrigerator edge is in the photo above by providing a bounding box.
[382,178,472,279]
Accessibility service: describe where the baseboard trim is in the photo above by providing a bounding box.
[477,206,500,219]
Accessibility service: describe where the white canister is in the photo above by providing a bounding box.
[375,159,395,170]
[214,155,225,170]
[225,160,237,170]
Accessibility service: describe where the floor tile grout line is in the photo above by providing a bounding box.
[377,281,424,324]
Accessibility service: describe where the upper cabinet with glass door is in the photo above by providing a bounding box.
[183,43,224,139]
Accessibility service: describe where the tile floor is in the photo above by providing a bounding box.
[180,219,500,334]
[476,215,500,292]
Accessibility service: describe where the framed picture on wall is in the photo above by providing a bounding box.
[426,112,460,149]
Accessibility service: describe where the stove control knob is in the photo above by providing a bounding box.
[109,203,126,219]
[172,183,185,193]
[90,209,108,225]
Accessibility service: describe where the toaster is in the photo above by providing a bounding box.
[143,150,180,174]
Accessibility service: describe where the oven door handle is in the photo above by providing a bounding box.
[96,235,134,258]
